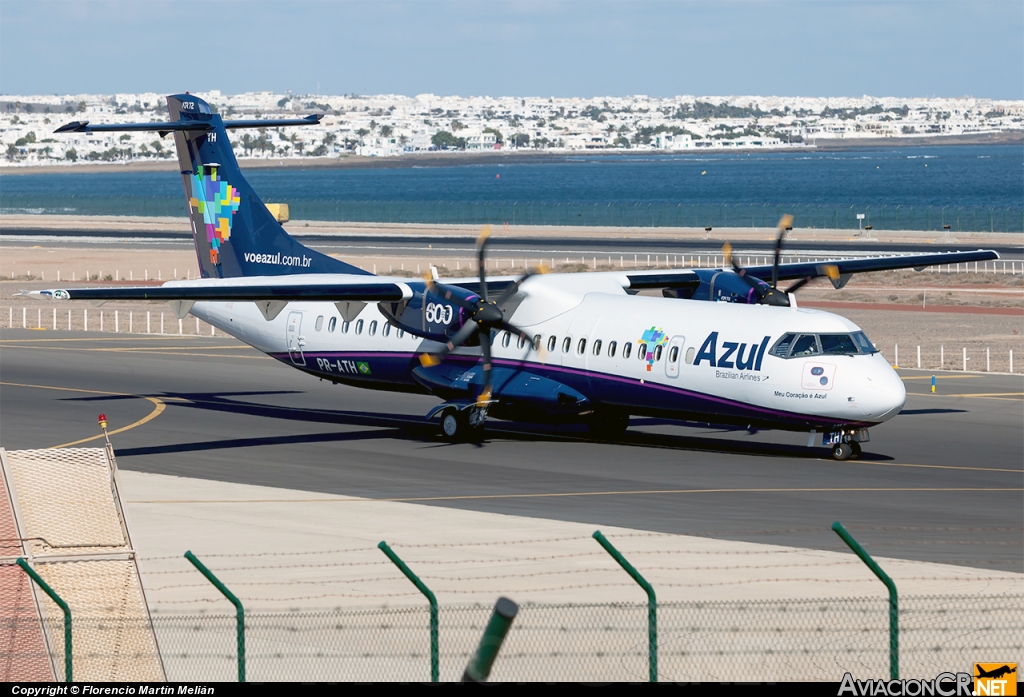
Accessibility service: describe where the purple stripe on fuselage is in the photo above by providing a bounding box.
[269,350,865,428]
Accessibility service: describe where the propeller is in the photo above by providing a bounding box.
[722,215,837,306]
[418,227,546,406]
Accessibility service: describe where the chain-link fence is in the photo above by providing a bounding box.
[2,195,1021,232]
[4,594,1021,682]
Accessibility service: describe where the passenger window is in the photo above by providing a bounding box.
[328,317,337,332]
[562,337,571,354]
[593,339,602,356]
[669,345,679,363]
[502,332,511,348]
[638,342,648,360]
[398,328,405,339]
[355,319,364,335]
[623,342,632,359]
[654,344,663,361]
[685,347,695,364]
[315,315,324,332]
[790,334,819,356]
[547,336,557,352]
[368,320,377,336]
[608,341,617,357]
[518,334,526,349]
[577,338,587,355]
[383,323,391,337]
[342,321,350,334]
[821,334,857,355]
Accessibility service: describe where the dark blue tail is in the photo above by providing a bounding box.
[164,94,369,278]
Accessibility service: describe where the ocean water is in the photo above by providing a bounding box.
[1,144,1021,231]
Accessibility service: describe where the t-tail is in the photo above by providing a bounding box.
[55,93,369,279]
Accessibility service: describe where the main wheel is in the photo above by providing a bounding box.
[441,409,464,441]
[849,441,862,458]
[440,408,485,442]
[831,442,854,461]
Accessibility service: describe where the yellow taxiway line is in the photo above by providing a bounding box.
[0,381,168,448]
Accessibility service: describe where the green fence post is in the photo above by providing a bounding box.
[462,597,519,682]
[185,551,245,682]
[593,530,657,682]
[378,541,438,682]
[832,522,898,679]
[17,558,71,682]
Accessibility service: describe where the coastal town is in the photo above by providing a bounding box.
[1,91,1022,165]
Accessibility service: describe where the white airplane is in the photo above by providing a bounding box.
[31,94,999,460]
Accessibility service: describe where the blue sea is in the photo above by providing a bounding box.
[1,144,1021,231]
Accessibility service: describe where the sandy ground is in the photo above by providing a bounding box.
[1,244,1021,371]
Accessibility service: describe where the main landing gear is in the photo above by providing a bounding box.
[440,405,487,442]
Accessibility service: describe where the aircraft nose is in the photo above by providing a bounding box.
[863,357,906,422]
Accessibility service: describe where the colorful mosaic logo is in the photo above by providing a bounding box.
[189,167,241,263]
[639,326,669,371]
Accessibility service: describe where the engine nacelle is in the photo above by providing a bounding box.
[378,281,478,344]
[662,269,772,304]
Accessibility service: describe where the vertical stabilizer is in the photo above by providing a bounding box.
[165,94,368,278]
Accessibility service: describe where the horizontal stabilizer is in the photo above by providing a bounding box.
[54,115,322,134]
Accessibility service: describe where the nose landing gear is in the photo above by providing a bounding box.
[824,428,868,460]
[831,441,862,461]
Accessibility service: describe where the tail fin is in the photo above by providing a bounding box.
[56,93,370,279]
[166,94,367,278]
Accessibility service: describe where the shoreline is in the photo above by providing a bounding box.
[1,132,1020,176]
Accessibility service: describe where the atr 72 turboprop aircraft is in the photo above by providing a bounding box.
[30,94,999,460]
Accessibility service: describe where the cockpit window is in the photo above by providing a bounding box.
[770,331,879,359]
[851,331,877,354]
[820,333,857,355]
[790,334,820,357]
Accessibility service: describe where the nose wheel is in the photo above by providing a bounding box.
[831,441,862,461]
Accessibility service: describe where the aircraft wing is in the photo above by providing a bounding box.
[23,275,412,303]
[622,249,1000,290]
[745,249,1000,283]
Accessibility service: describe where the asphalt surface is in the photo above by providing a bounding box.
[2,227,1022,260]
[1,329,1021,571]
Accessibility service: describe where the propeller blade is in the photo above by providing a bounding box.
[477,328,493,406]
[785,276,812,294]
[417,319,480,367]
[722,242,764,296]
[771,214,794,290]
[785,264,839,295]
[494,264,548,306]
[476,226,491,303]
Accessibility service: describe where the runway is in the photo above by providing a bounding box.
[1,329,1021,572]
